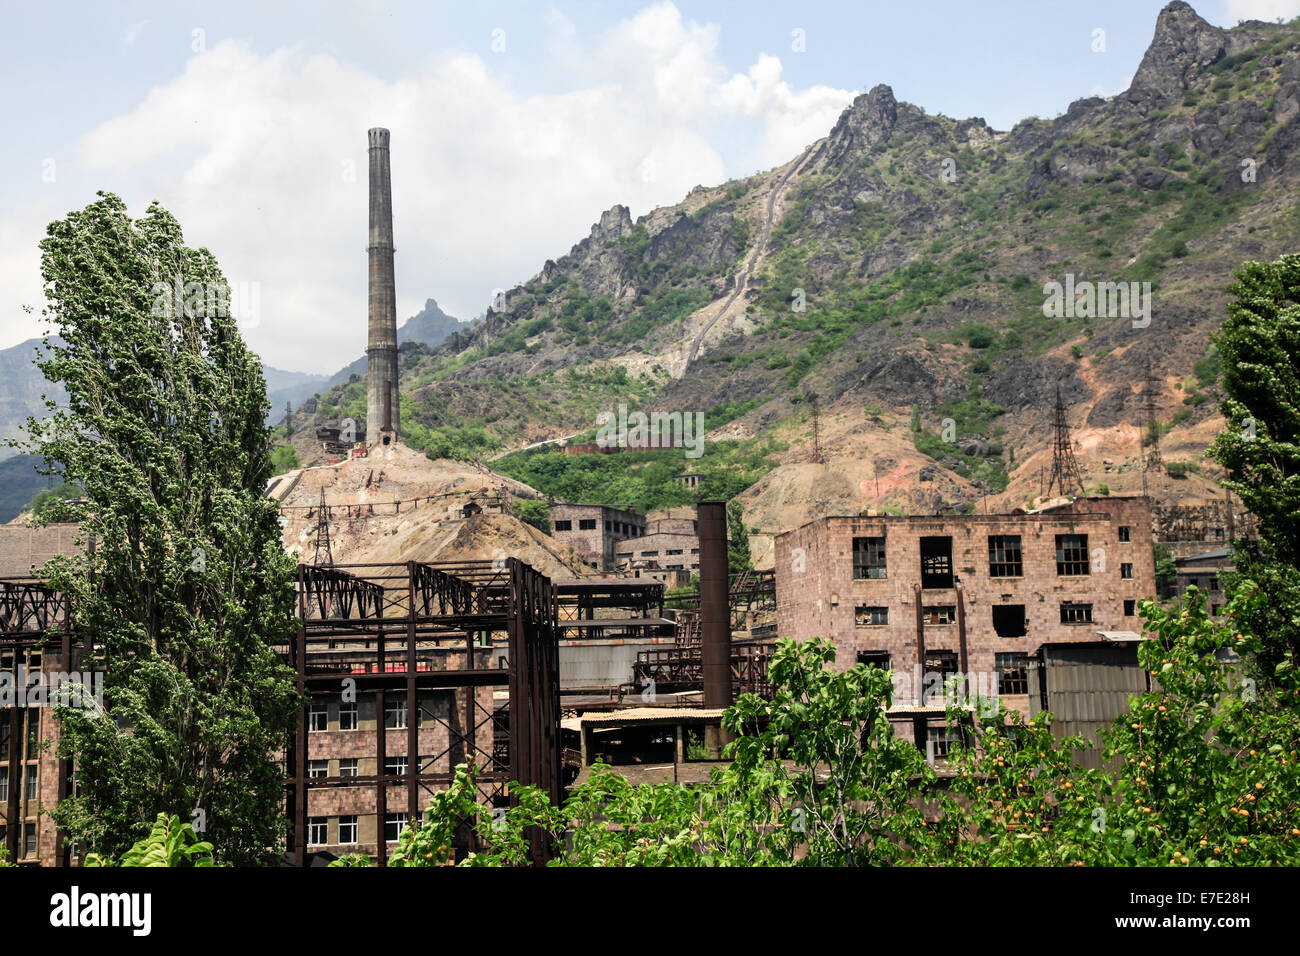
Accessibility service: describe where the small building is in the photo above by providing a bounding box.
[1027,634,1152,769]
[1174,548,1232,617]
[549,503,646,571]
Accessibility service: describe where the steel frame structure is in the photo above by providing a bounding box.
[0,578,79,867]
[285,558,560,867]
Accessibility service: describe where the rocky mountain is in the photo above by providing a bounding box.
[290,2,1298,534]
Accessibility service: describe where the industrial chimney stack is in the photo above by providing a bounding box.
[366,127,399,445]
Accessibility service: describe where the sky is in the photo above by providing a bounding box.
[2,0,1297,374]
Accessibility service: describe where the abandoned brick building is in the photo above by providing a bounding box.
[549,503,646,570]
[774,497,1156,714]
[615,510,701,577]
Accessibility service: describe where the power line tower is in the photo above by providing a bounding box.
[312,487,334,567]
[1045,386,1086,499]
[1141,358,1163,497]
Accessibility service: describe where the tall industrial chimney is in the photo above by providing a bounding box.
[366,127,399,445]
[698,501,731,752]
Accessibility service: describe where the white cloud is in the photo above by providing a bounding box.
[1,3,855,374]
[1220,0,1300,23]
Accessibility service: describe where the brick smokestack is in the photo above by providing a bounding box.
[366,127,399,443]
[698,500,730,710]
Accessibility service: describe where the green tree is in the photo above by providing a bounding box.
[514,498,551,534]
[28,192,301,864]
[727,500,752,574]
[1211,254,1300,685]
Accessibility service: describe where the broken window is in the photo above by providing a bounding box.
[857,650,891,670]
[553,520,572,531]
[1121,562,1133,579]
[995,652,1029,695]
[1060,601,1093,624]
[855,605,889,626]
[579,519,597,530]
[924,649,959,681]
[987,535,1023,577]
[1118,525,1131,542]
[1124,599,1136,616]
[922,605,956,625]
[920,536,954,588]
[991,604,1027,638]
[852,536,887,579]
[1056,534,1090,576]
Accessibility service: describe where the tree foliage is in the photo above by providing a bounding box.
[1211,253,1300,684]
[29,192,300,864]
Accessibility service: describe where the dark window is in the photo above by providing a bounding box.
[923,605,956,625]
[308,817,328,846]
[384,698,407,729]
[852,536,887,579]
[1056,534,1090,575]
[926,724,958,761]
[925,650,959,682]
[995,652,1029,695]
[338,815,358,844]
[25,765,36,800]
[666,549,683,555]
[0,722,8,761]
[604,521,611,532]
[339,701,358,730]
[384,756,408,776]
[24,823,36,856]
[855,606,889,626]
[338,758,359,777]
[1120,562,1133,579]
[309,702,328,732]
[385,813,409,843]
[579,519,597,530]
[857,650,891,669]
[308,760,328,779]
[1124,599,1136,616]
[992,604,1027,638]
[1212,603,1223,615]
[1060,602,1093,624]
[988,535,1023,577]
[1210,578,1220,592]
[641,550,659,557]
[1118,526,1131,542]
[920,536,954,588]
[553,520,572,531]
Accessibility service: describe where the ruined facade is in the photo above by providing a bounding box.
[774,497,1156,713]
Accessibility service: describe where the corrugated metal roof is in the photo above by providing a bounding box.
[580,707,727,725]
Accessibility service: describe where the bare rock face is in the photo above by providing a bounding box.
[1131,2,1229,98]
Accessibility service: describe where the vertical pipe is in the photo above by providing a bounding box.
[293,565,307,867]
[376,687,387,867]
[406,562,418,826]
[698,501,730,710]
[913,583,926,709]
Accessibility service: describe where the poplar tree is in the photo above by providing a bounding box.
[29,192,300,864]
[1212,253,1300,688]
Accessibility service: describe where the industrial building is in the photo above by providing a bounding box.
[774,496,1156,723]
[548,503,646,570]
